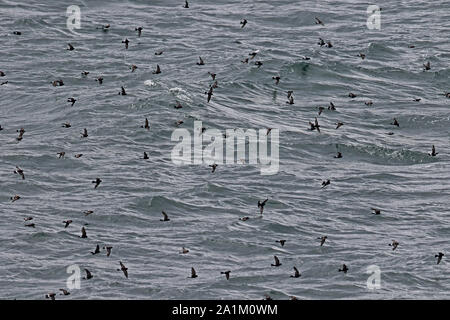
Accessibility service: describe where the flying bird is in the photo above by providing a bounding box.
[258,198,268,214]
[435,252,444,265]
[160,211,170,221]
[92,178,102,189]
[271,255,282,267]
[14,166,25,180]
[290,267,301,278]
[118,261,128,278]
[221,270,231,280]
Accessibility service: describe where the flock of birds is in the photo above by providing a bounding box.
[1,1,448,300]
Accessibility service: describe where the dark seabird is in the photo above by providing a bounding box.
[67,43,74,51]
[0,81,6,86]
[57,152,65,159]
[287,91,293,99]
[67,97,76,106]
[239,217,250,221]
[0,125,3,130]
[135,26,143,37]
[276,240,286,247]
[74,154,83,158]
[371,208,381,215]
[326,41,333,48]
[208,72,216,80]
[63,220,72,228]
[290,296,299,300]
[119,86,127,95]
[45,293,56,300]
[271,255,282,267]
[81,128,88,138]
[240,19,247,28]
[241,58,249,63]
[318,106,325,115]
[174,101,183,109]
[160,211,170,221]
[14,166,25,180]
[339,264,348,273]
[122,38,129,49]
[205,86,213,103]
[190,267,198,278]
[272,76,280,84]
[81,71,89,77]
[267,128,272,135]
[180,247,189,254]
[11,195,21,202]
[318,38,325,46]
[209,164,218,173]
[358,52,366,60]
[254,61,263,68]
[249,51,258,59]
[155,51,163,55]
[25,223,35,228]
[290,267,301,278]
[197,57,205,65]
[221,271,231,280]
[318,236,327,246]
[321,179,330,188]
[118,261,128,278]
[81,227,87,238]
[143,152,149,159]
[84,269,93,280]
[141,118,150,130]
[389,240,399,251]
[263,294,272,300]
[328,102,336,110]
[91,245,100,255]
[104,246,113,257]
[24,217,33,221]
[130,65,138,72]
[315,17,324,25]
[334,152,343,159]
[183,0,189,8]
[96,77,103,84]
[335,122,344,129]
[286,95,294,105]
[258,198,268,214]
[92,178,102,189]
[309,118,320,132]
[435,252,444,264]
[52,79,64,87]
[176,120,184,127]
[0,71,5,76]
[153,64,161,74]
[423,61,430,71]
[84,210,93,216]
[365,100,373,106]
[13,31,22,35]
[98,24,110,31]
[302,56,311,60]
[391,118,399,127]
[349,92,356,98]
[429,145,438,156]
[413,98,421,102]
[59,289,70,296]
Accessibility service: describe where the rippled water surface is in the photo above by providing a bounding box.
[0,0,449,299]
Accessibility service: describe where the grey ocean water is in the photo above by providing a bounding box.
[0,0,449,299]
